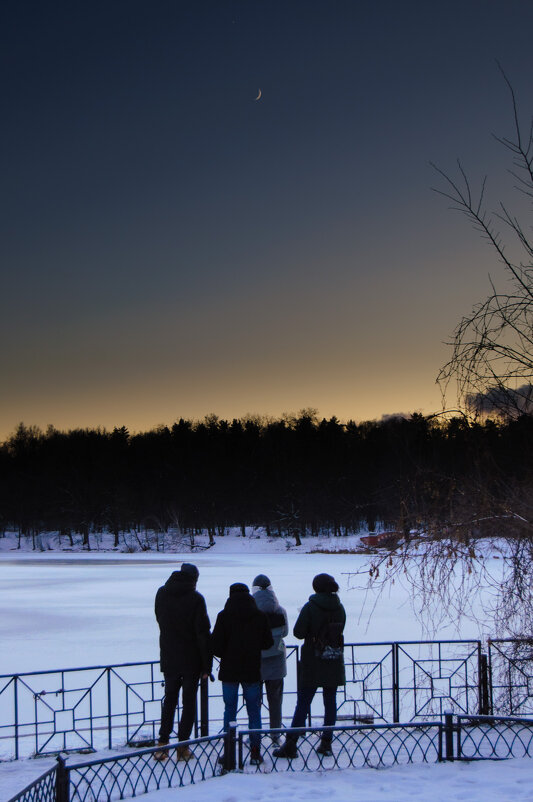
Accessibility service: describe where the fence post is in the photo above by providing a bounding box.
[444,710,454,761]
[479,653,490,715]
[14,675,19,761]
[486,641,494,715]
[55,754,69,802]
[222,722,237,772]
[392,643,400,723]
[200,676,209,736]
[107,667,112,750]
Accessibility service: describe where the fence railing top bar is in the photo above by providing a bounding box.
[1,640,488,681]
[67,733,225,770]
[394,639,481,647]
[488,638,533,645]
[340,639,480,648]
[0,660,160,680]
[456,714,533,726]
[238,721,445,737]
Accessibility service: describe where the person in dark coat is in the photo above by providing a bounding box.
[212,582,273,765]
[251,574,288,742]
[274,573,346,759]
[154,563,212,761]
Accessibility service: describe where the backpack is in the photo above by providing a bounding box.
[313,615,344,660]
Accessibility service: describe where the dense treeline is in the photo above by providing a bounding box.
[1,411,532,548]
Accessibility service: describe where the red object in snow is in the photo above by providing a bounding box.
[360,532,400,547]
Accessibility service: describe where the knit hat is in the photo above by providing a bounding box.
[252,574,271,589]
[229,582,250,595]
[312,573,339,593]
[181,563,199,581]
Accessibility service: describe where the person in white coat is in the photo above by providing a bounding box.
[251,574,289,742]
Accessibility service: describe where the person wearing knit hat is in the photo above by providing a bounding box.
[274,573,346,760]
[312,573,339,593]
[251,575,289,744]
[252,574,271,590]
[212,583,273,766]
[154,564,212,762]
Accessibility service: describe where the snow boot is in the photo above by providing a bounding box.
[273,738,298,759]
[316,738,333,757]
[176,745,194,761]
[153,740,169,761]
[250,745,264,765]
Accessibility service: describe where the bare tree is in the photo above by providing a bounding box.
[350,77,533,637]
[434,68,533,418]
[349,472,533,638]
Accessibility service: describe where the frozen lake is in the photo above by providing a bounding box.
[0,548,488,675]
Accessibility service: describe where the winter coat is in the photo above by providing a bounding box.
[211,590,274,683]
[155,571,212,676]
[293,591,346,688]
[252,587,288,681]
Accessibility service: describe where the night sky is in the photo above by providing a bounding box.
[2,0,533,438]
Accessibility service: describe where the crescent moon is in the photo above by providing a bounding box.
[254,89,262,101]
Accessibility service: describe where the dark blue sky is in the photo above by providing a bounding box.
[2,0,533,436]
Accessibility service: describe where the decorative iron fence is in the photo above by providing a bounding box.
[238,721,444,770]
[488,639,533,716]
[6,638,533,761]
[340,640,486,724]
[0,662,166,760]
[455,714,533,760]
[64,733,225,802]
[9,715,533,802]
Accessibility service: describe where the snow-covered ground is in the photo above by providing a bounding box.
[0,534,524,801]
[3,750,533,802]
[118,759,533,802]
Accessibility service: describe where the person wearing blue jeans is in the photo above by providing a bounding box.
[212,583,273,765]
[222,681,262,747]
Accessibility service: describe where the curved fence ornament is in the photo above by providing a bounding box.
[455,714,533,760]
[239,722,444,771]
[67,735,225,802]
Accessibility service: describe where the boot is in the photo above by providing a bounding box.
[273,738,298,759]
[316,738,333,757]
[250,745,264,765]
[176,744,194,761]
[153,740,169,761]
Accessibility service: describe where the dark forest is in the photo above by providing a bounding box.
[1,411,532,550]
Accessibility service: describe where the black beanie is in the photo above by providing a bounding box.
[312,573,339,593]
[230,582,250,595]
[252,574,271,589]
[181,563,199,581]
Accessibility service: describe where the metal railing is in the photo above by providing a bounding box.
[4,638,533,761]
[64,733,225,802]
[455,714,533,760]
[238,721,444,770]
[488,639,533,717]
[9,714,533,802]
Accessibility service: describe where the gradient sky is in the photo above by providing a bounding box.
[2,0,533,439]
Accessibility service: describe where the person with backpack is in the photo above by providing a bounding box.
[251,574,289,742]
[273,573,345,759]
